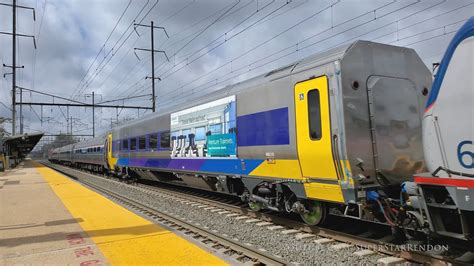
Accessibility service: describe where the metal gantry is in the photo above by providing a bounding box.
[15,88,153,138]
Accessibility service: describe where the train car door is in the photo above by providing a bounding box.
[106,133,118,170]
[294,76,338,180]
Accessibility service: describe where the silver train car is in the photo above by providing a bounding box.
[50,137,107,171]
[51,40,433,227]
[108,40,432,224]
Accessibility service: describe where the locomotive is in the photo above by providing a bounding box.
[49,18,473,241]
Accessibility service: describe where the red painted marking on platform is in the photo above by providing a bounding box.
[74,247,95,258]
[80,260,101,266]
[414,176,474,188]
[66,233,85,245]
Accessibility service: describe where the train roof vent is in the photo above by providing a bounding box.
[264,63,296,77]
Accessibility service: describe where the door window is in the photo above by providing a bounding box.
[307,89,322,140]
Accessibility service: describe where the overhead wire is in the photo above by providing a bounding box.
[152,0,345,88]
[72,0,151,100]
[124,0,296,98]
[170,0,241,58]
[153,0,457,109]
[112,0,257,98]
[74,0,160,99]
[71,0,135,99]
[94,0,197,93]
[49,0,157,129]
[156,0,283,78]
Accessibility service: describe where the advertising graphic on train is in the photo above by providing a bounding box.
[170,95,237,158]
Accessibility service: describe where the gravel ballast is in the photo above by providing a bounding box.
[72,171,387,265]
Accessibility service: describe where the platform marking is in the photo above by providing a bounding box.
[34,162,227,265]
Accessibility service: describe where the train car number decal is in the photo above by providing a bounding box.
[457,140,473,169]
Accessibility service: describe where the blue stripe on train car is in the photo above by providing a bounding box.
[426,17,474,110]
[199,159,264,175]
[237,107,290,146]
[116,157,265,176]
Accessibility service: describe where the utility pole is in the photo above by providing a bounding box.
[0,0,35,135]
[92,92,95,138]
[12,0,17,135]
[134,21,169,112]
[19,87,23,134]
[85,92,101,138]
[66,106,69,134]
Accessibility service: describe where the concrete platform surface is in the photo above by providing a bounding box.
[0,160,226,265]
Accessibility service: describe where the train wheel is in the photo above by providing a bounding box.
[300,200,326,225]
[248,201,263,212]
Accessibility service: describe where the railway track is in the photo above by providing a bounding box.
[41,161,471,265]
[41,161,286,265]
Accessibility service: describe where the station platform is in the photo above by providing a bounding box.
[0,160,226,265]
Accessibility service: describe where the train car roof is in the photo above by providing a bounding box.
[111,41,354,132]
[111,40,420,135]
[73,136,105,149]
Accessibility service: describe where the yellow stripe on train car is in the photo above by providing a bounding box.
[249,159,304,180]
[303,182,344,203]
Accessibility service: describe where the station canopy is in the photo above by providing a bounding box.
[0,133,44,159]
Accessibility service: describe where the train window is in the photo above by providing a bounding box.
[122,139,129,150]
[130,138,137,151]
[160,131,171,148]
[308,89,322,140]
[139,136,146,150]
[149,134,158,150]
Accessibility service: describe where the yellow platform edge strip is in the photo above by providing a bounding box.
[33,161,226,265]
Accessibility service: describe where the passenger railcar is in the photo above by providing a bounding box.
[50,138,106,171]
[101,40,432,225]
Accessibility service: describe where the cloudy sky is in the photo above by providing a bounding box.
[0,0,472,144]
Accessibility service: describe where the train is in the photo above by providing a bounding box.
[49,17,473,242]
